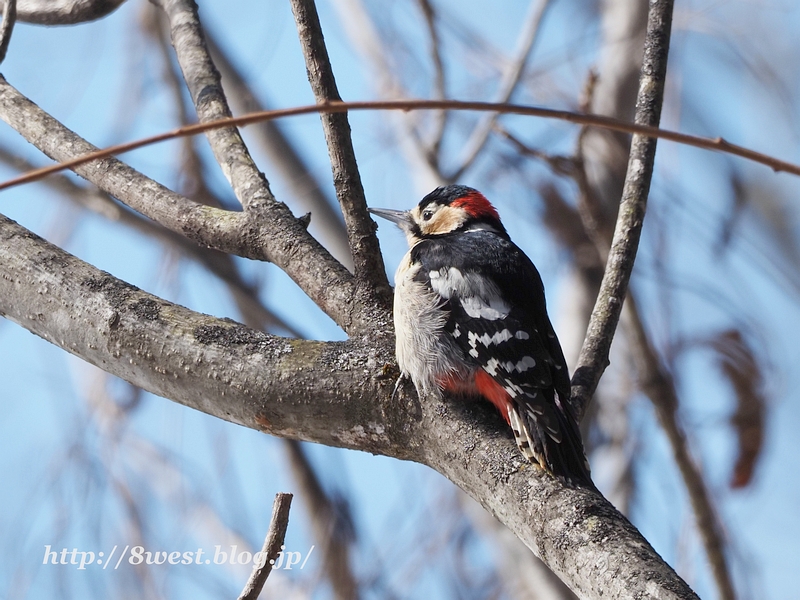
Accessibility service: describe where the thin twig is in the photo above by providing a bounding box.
[289,0,390,304]
[449,0,552,181]
[237,493,293,600]
[3,98,798,194]
[0,0,16,65]
[570,0,675,418]
[416,0,448,160]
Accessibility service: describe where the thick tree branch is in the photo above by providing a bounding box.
[0,211,697,599]
[0,211,395,450]
[3,0,124,25]
[0,75,366,333]
[290,0,391,306]
[571,0,674,418]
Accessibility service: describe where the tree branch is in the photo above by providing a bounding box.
[5,98,797,194]
[4,0,124,25]
[0,75,364,333]
[0,210,698,599]
[289,0,391,307]
[238,493,293,600]
[155,0,269,212]
[571,0,675,418]
[0,0,16,65]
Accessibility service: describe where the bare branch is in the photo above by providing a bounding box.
[155,0,270,212]
[0,210,698,599]
[203,29,354,270]
[0,76,363,333]
[238,493,293,600]
[0,0,15,65]
[416,0,448,159]
[3,97,799,195]
[5,98,798,195]
[5,0,124,25]
[449,0,552,181]
[289,0,390,305]
[571,0,675,417]
[622,296,736,600]
[0,211,393,450]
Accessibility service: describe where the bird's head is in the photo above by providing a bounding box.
[369,185,507,246]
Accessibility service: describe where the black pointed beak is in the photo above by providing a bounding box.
[368,207,412,227]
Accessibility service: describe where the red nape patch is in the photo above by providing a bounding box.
[452,191,500,221]
[474,370,512,425]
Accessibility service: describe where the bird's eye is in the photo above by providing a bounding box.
[422,209,434,221]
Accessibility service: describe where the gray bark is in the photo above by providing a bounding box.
[4,0,126,25]
[0,210,698,599]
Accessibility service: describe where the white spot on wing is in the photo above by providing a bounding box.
[461,296,509,320]
[428,267,510,320]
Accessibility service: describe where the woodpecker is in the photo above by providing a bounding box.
[369,185,592,486]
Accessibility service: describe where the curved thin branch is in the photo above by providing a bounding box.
[6,0,124,25]
[570,0,675,418]
[3,98,798,195]
[290,0,391,305]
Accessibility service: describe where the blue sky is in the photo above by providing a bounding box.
[1,0,800,598]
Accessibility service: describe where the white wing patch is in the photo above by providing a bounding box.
[429,267,510,320]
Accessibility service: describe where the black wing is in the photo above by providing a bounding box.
[412,231,591,485]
